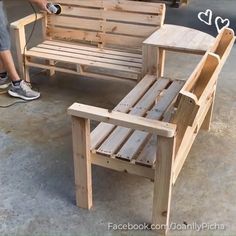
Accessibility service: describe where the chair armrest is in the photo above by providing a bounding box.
[68,103,176,138]
[11,13,45,29]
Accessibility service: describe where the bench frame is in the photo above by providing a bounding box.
[68,28,235,235]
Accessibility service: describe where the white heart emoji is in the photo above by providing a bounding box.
[215,16,230,33]
[198,9,213,26]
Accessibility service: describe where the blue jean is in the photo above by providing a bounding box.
[0,1,11,51]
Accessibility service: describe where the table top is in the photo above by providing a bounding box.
[143,24,216,54]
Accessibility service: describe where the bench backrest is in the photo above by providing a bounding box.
[47,0,165,51]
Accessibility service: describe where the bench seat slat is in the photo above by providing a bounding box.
[32,45,142,68]
[43,41,142,59]
[26,50,141,73]
[115,80,185,162]
[91,75,157,149]
[38,43,142,63]
[96,78,170,156]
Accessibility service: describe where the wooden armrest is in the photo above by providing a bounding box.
[11,13,45,29]
[68,103,176,137]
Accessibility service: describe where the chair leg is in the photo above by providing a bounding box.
[158,48,166,77]
[152,136,176,235]
[48,60,56,77]
[71,116,92,209]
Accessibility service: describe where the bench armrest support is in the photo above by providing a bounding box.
[68,103,176,138]
[11,13,45,29]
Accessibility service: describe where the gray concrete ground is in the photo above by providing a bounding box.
[0,0,236,235]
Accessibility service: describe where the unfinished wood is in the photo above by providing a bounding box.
[91,75,157,149]
[25,50,141,73]
[30,46,142,68]
[152,136,175,235]
[116,80,184,161]
[52,0,103,8]
[43,40,142,59]
[92,153,155,180]
[68,103,177,137]
[71,117,92,209]
[143,24,215,54]
[158,48,166,77]
[96,78,170,156]
[142,44,158,76]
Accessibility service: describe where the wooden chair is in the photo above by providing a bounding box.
[67,28,234,235]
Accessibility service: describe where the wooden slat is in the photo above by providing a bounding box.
[96,78,170,156]
[104,22,158,37]
[43,40,142,59]
[32,46,142,68]
[25,50,140,73]
[39,43,142,63]
[48,16,102,31]
[102,11,162,25]
[103,0,164,14]
[116,80,184,162]
[91,75,157,149]
[47,27,101,44]
[52,0,103,8]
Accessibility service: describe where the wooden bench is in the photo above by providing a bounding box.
[10,0,166,81]
[67,28,235,234]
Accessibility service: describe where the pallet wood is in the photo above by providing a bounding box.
[11,0,165,81]
[68,28,235,235]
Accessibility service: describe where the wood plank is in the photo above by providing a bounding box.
[116,80,184,161]
[91,75,157,149]
[43,40,142,59]
[68,103,177,137]
[71,117,92,209]
[48,16,102,31]
[32,46,142,68]
[38,43,142,63]
[103,0,164,14]
[96,78,170,156]
[25,50,141,73]
[92,153,155,180]
[47,27,101,44]
[152,136,175,235]
[52,0,103,8]
[102,11,162,25]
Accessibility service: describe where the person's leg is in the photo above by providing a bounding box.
[0,50,21,81]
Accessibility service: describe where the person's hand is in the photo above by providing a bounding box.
[29,0,49,12]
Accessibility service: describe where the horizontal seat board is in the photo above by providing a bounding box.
[116,80,185,162]
[25,50,140,73]
[135,135,156,167]
[48,16,158,37]
[54,0,164,14]
[96,78,170,156]
[43,40,142,59]
[33,45,142,68]
[91,75,157,149]
[48,27,144,49]
[38,43,142,63]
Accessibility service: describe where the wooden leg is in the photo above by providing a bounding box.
[48,60,56,77]
[142,44,158,77]
[152,136,176,235]
[201,89,216,131]
[71,116,92,209]
[158,48,166,77]
[24,65,30,83]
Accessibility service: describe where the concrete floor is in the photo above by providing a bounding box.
[0,0,236,235]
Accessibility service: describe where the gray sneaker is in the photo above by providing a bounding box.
[8,80,40,101]
[0,73,11,89]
